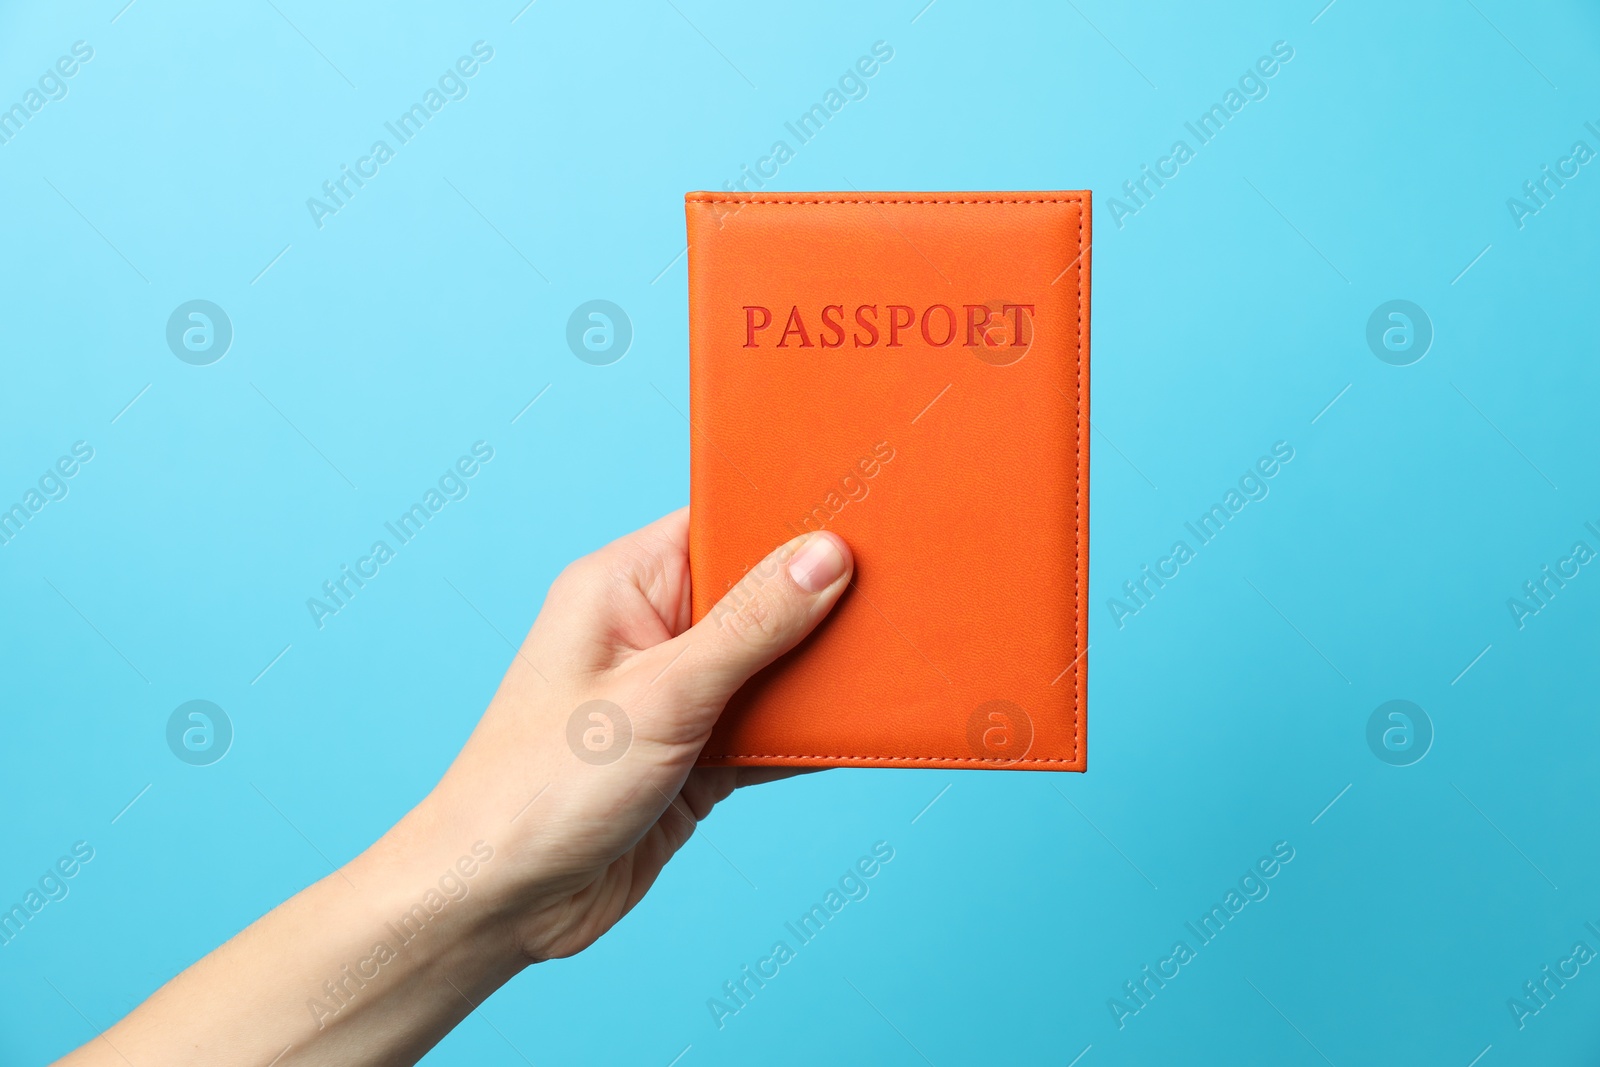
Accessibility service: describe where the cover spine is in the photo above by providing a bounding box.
[684,198,713,624]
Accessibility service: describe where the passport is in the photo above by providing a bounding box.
[686,191,1090,771]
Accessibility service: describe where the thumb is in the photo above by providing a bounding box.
[635,530,853,723]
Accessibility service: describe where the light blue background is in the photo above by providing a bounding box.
[3,1,1598,1063]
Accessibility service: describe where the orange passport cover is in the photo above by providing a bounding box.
[686,191,1089,771]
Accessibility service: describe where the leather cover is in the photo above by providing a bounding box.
[686,191,1089,771]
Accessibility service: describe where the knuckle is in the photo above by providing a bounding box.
[549,555,600,599]
[716,586,787,650]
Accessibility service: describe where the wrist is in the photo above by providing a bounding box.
[348,796,534,976]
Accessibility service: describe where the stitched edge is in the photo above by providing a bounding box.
[692,195,1089,766]
[686,196,1086,205]
[1074,194,1087,764]
[699,754,1083,765]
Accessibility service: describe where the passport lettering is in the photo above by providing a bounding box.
[742,303,1035,349]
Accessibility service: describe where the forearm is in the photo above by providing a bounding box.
[57,802,528,1067]
[52,518,851,1065]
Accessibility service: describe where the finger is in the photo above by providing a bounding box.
[626,530,852,739]
[523,508,692,672]
[591,506,693,637]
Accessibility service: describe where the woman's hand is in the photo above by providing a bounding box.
[416,508,853,962]
[57,510,852,1067]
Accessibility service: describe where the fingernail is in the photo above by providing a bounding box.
[788,533,847,593]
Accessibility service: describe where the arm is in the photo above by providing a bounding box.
[57,511,852,1067]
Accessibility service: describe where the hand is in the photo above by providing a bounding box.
[56,510,853,1067]
[401,508,854,961]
